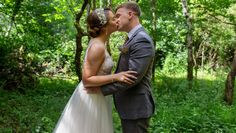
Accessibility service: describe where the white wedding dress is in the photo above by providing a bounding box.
[53,43,114,133]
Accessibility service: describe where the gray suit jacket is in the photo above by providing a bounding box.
[101,27,155,119]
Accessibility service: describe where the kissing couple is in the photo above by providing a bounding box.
[53,2,155,133]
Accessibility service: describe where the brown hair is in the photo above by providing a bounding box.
[87,8,111,38]
[115,2,141,17]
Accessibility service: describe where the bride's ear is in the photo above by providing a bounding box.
[105,28,108,36]
[101,27,108,36]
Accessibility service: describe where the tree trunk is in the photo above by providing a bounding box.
[224,50,236,105]
[87,2,91,40]
[75,33,83,81]
[103,0,107,7]
[103,0,112,55]
[108,0,112,7]
[7,0,24,36]
[74,0,89,81]
[150,0,157,81]
[92,0,96,9]
[181,0,194,89]
[202,45,205,69]
[100,0,102,8]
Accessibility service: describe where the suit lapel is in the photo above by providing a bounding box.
[115,27,145,73]
[125,27,144,46]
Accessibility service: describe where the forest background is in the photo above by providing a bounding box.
[0,0,236,132]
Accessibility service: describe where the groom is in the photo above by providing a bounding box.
[100,2,155,133]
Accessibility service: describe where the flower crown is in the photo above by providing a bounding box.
[94,8,108,26]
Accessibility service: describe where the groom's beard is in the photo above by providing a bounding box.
[117,25,127,32]
[117,23,131,33]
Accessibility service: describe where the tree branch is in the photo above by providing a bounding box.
[193,4,236,26]
[76,0,89,22]
[207,13,236,26]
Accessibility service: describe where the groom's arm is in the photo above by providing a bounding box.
[101,36,155,96]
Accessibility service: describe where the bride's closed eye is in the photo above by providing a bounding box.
[115,14,120,18]
[111,16,116,21]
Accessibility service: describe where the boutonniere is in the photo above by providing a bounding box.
[118,45,129,54]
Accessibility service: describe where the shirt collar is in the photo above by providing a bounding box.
[128,24,142,39]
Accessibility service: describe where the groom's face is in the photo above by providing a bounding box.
[115,8,132,32]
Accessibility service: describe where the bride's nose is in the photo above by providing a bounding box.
[116,20,119,25]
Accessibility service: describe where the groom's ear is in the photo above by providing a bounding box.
[128,11,133,19]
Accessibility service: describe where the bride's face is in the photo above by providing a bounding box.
[106,11,118,33]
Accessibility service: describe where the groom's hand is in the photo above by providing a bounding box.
[84,87,101,94]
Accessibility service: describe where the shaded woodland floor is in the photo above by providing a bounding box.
[0,71,236,133]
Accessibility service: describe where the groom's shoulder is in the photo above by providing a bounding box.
[135,30,153,44]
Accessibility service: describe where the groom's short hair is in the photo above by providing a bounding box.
[115,2,141,17]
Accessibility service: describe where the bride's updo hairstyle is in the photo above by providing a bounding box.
[87,8,111,38]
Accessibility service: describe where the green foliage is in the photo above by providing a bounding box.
[162,52,187,74]
[139,0,236,69]
[0,0,79,90]
[36,40,76,76]
[1,0,236,82]
[191,1,236,68]
[0,44,39,91]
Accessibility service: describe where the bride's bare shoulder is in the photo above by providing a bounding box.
[87,39,105,58]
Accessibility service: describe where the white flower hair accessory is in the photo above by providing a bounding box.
[94,8,108,26]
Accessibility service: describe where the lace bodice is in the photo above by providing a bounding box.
[84,43,114,76]
[97,49,114,75]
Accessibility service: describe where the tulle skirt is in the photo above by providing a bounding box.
[53,82,113,133]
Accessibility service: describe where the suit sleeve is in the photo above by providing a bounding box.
[101,37,154,96]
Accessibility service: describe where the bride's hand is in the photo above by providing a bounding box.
[114,71,137,84]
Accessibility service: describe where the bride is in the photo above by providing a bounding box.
[53,8,137,133]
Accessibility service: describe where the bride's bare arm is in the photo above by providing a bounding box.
[82,42,137,88]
